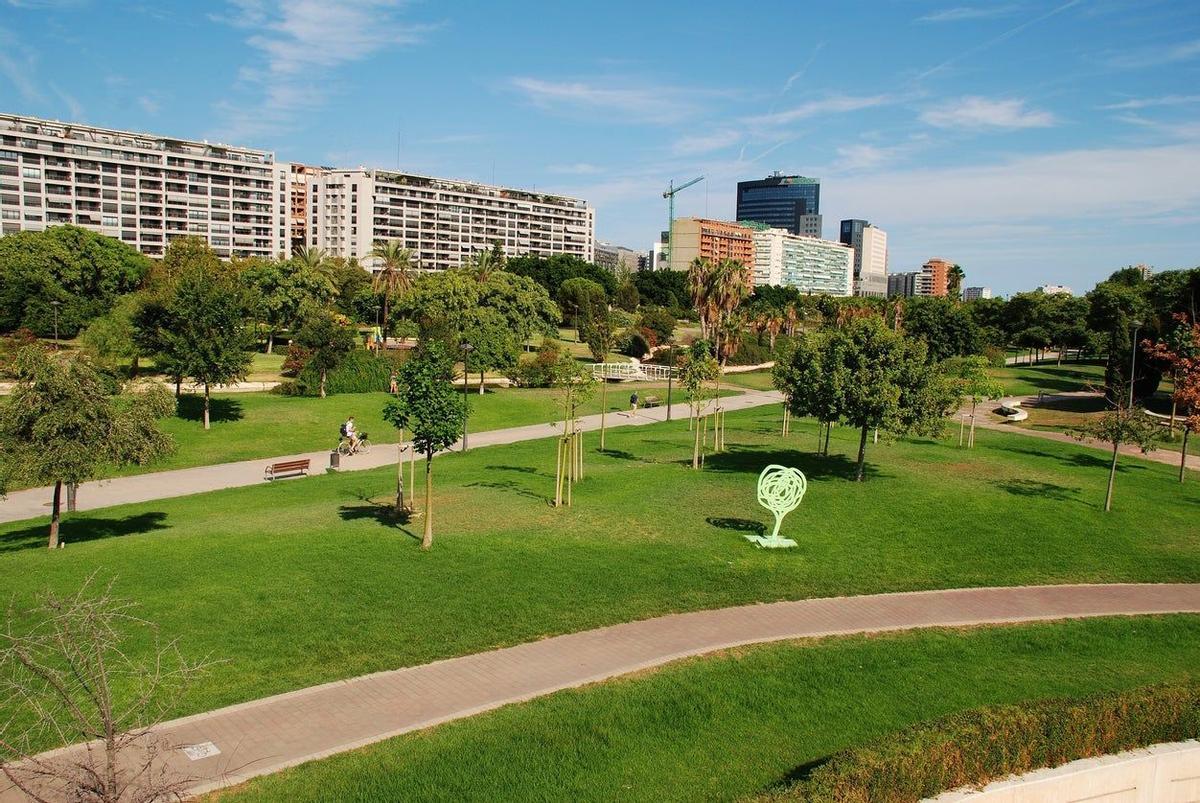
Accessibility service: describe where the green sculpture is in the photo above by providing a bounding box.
[748,464,807,548]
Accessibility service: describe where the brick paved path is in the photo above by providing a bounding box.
[3,584,1197,800]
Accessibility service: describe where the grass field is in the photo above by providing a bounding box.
[724,369,776,391]
[82,383,730,480]
[988,360,1107,397]
[2,405,1197,744]
[215,616,1200,802]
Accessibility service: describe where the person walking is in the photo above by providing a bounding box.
[629,391,639,414]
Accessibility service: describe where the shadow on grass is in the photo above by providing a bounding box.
[486,464,553,478]
[988,442,1147,473]
[992,479,1082,502]
[704,446,885,482]
[0,511,169,553]
[706,517,766,536]
[769,756,832,793]
[337,503,420,541]
[176,394,244,424]
[466,480,544,502]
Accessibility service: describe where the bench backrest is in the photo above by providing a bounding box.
[271,460,310,470]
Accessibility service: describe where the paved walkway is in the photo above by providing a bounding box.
[2,584,1196,801]
[0,389,783,523]
[968,392,1200,473]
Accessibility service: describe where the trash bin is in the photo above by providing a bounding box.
[329,449,340,470]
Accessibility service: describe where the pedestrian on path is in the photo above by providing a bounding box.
[629,391,639,415]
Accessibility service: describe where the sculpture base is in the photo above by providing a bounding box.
[745,535,798,549]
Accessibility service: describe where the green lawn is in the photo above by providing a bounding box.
[2,406,1197,745]
[725,369,776,391]
[89,383,722,479]
[988,360,1107,397]
[216,616,1200,802]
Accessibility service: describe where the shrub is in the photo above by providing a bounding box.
[727,339,774,366]
[295,349,391,395]
[639,306,676,344]
[281,343,312,378]
[983,345,1007,368]
[618,329,651,358]
[760,682,1200,802]
[0,328,40,378]
[508,342,563,388]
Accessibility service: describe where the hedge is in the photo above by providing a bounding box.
[759,682,1200,802]
[277,350,405,396]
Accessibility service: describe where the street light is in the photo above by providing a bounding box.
[460,342,474,451]
[1128,319,1143,409]
[50,301,61,351]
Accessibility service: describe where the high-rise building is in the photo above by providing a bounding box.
[0,112,289,259]
[750,226,853,296]
[839,219,888,297]
[920,257,952,297]
[0,113,596,269]
[595,242,641,272]
[735,173,821,237]
[666,218,755,273]
[963,286,992,301]
[280,166,594,270]
[1039,284,1072,295]
[887,271,918,298]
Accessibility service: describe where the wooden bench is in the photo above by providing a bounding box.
[264,458,311,481]
[642,395,662,409]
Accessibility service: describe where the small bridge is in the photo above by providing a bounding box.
[591,361,675,382]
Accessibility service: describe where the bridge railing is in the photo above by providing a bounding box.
[590,362,675,382]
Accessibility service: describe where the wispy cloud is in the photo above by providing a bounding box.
[672,129,742,156]
[781,42,824,95]
[747,94,891,127]
[0,26,42,103]
[921,96,1056,129]
[914,0,1082,81]
[1107,37,1200,69]
[548,163,604,175]
[507,77,721,125]
[213,0,438,141]
[4,0,87,7]
[1100,94,1200,111]
[49,83,83,119]
[917,5,1019,23]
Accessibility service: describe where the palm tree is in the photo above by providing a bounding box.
[461,248,502,283]
[948,264,966,300]
[784,302,799,337]
[686,258,715,338]
[292,245,332,277]
[710,258,750,357]
[366,241,416,338]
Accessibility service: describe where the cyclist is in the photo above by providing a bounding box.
[340,416,360,454]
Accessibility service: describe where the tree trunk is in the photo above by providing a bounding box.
[1104,440,1119,512]
[175,375,182,398]
[266,331,275,354]
[382,297,391,341]
[66,482,77,512]
[48,480,62,548]
[1181,428,1190,484]
[816,421,824,454]
[692,411,702,469]
[422,454,433,549]
[823,421,832,456]
[395,434,406,513]
[599,379,607,451]
[969,399,978,448]
[319,368,327,398]
[130,354,140,379]
[479,371,485,394]
[855,424,869,482]
[203,383,211,430]
[1169,392,1177,437]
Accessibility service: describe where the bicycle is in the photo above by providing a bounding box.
[336,432,372,457]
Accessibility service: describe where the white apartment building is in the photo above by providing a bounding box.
[963,286,992,301]
[1039,284,1072,295]
[751,227,853,296]
[855,225,888,297]
[0,113,596,269]
[301,167,594,269]
[0,113,288,259]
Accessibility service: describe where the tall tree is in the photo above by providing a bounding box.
[947,264,965,300]
[294,311,357,398]
[558,277,608,341]
[0,348,174,547]
[582,309,618,450]
[367,241,416,339]
[460,248,504,283]
[382,343,467,549]
[679,341,720,469]
[461,309,520,393]
[154,239,254,429]
[942,355,1003,447]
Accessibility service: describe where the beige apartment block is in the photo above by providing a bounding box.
[0,113,288,259]
[666,217,755,272]
[297,167,594,270]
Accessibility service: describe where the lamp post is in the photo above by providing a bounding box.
[665,343,676,421]
[50,300,61,351]
[460,342,474,451]
[1128,319,1142,408]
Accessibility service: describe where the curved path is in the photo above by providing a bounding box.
[3,584,1198,800]
[0,389,782,524]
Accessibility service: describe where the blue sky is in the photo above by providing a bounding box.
[1,0,1198,296]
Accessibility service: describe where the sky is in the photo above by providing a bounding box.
[1,0,1198,296]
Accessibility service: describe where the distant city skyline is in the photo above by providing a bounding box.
[0,1,1198,294]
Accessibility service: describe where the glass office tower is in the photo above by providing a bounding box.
[735,173,821,236]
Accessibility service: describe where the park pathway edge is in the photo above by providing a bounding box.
[2,583,1199,801]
